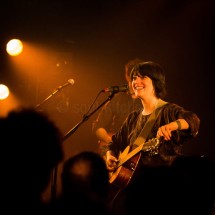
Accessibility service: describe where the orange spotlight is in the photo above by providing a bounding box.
[6,39,23,56]
[0,84,10,100]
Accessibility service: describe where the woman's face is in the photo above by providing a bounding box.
[132,75,155,99]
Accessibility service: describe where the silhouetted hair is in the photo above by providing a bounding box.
[130,61,166,98]
[61,151,109,200]
[0,107,63,193]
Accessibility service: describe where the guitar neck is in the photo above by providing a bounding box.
[117,138,160,168]
[117,144,144,168]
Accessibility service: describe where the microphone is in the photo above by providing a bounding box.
[57,79,75,90]
[35,79,75,109]
[102,84,128,93]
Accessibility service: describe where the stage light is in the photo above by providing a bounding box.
[6,39,23,56]
[0,84,10,100]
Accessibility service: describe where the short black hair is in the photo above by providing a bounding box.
[130,61,166,98]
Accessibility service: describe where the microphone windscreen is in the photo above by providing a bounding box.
[68,79,75,85]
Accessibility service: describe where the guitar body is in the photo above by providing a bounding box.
[108,146,142,203]
[108,152,142,203]
[109,148,141,189]
[107,138,162,203]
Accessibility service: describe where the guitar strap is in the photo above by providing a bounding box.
[132,99,167,148]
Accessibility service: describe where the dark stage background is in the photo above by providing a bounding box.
[1,0,214,199]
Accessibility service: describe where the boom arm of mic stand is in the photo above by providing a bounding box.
[35,88,62,109]
[61,92,115,142]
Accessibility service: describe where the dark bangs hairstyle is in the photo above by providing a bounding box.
[130,61,166,99]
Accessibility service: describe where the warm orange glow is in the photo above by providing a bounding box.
[8,42,57,79]
[0,92,20,117]
[5,41,78,116]
[7,41,76,104]
[0,84,10,100]
[6,39,23,56]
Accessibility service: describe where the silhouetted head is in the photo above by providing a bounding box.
[0,107,64,197]
[61,151,109,201]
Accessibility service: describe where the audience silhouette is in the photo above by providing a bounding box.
[51,151,111,214]
[0,107,64,213]
[1,107,213,214]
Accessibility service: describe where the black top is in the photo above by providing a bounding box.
[92,92,142,134]
[105,103,200,166]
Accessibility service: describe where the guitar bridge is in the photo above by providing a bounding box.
[123,153,141,171]
[129,161,136,171]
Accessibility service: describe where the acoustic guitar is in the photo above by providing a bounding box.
[108,137,163,203]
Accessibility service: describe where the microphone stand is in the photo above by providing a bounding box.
[50,92,116,201]
[61,92,115,142]
[35,86,65,110]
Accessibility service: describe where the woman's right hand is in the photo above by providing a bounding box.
[106,151,118,172]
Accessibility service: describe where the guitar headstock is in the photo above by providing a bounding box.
[142,137,163,155]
